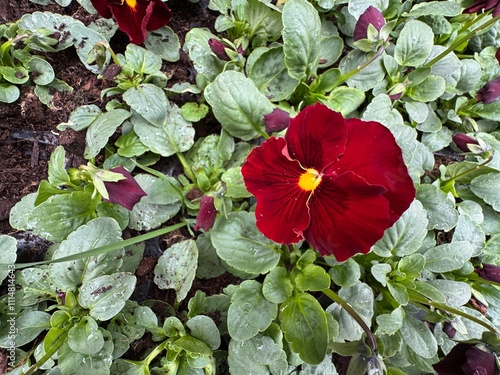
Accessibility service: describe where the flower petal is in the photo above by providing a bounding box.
[90,0,113,18]
[103,166,147,210]
[285,103,347,171]
[353,6,386,41]
[146,0,172,31]
[242,137,311,244]
[109,0,152,44]
[304,171,390,261]
[329,118,415,222]
[194,196,217,232]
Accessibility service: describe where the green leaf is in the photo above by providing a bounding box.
[49,217,123,291]
[47,146,70,187]
[320,86,365,116]
[372,200,428,257]
[205,71,273,140]
[339,50,385,91]
[0,66,29,84]
[319,35,343,68]
[280,292,329,365]
[471,173,500,210]
[133,101,195,157]
[27,189,98,242]
[328,283,374,341]
[154,240,199,302]
[196,233,226,279]
[416,184,459,231]
[15,267,56,307]
[78,272,136,321]
[394,20,434,67]
[400,313,438,358]
[282,0,321,79]
[29,57,55,85]
[427,280,471,307]
[181,102,210,122]
[371,263,392,287]
[375,306,404,336]
[186,315,221,350]
[387,282,409,305]
[128,175,182,231]
[262,266,293,304]
[228,333,288,375]
[227,280,277,341]
[68,316,104,355]
[0,83,20,103]
[423,241,473,273]
[398,253,426,279]
[327,258,361,288]
[249,46,299,101]
[221,167,252,199]
[144,26,180,62]
[115,130,149,157]
[0,235,16,283]
[124,43,162,75]
[299,353,339,374]
[406,1,461,17]
[411,281,445,303]
[407,75,446,102]
[57,104,102,131]
[211,211,280,274]
[295,264,331,292]
[183,28,224,82]
[123,84,167,127]
[84,108,131,159]
[0,311,50,347]
[452,213,485,256]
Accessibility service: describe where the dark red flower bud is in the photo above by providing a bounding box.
[463,0,500,17]
[353,6,386,41]
[194,196,217,231]
[452,134,480,152]
[103,166,147,211]
[263,108,290,133]
[476,263,500,283]
[496,48,500,65]
[208,38,231,61]
[477,76,500,104]
[442,322,456,339]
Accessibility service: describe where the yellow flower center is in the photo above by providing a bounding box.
[298,168,322,192]
[124,0,137,9]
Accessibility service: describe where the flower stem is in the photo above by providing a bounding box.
[322,288,378,353]
[176,152,197,183]
[423,13,500,68]
[336,46,385,87]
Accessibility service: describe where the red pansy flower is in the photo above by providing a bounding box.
[353,6,386,41]
[241,103,415,261]
[103,166,147,210]
[477,76,500,104]
[91,0,172,44]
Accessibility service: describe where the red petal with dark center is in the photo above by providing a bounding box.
[242,137,311,244]
[103,166,147,210]
[90,0,113,18]
[146,0,172,30]
[328,118,415,222]
[304,171,390,261]
[109,0,151,44]
[285,103,347,171]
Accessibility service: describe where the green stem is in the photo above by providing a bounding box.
[408,291,498,335]
[23,330,69,375]
[176,152,197,183]
[423,13,500,68]
[336,46,385,87]
[440,154,493,184]
[322,288,378,353]
[5,221,187,270]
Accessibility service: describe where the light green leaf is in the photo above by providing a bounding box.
[387,282,409,305]
[15,268,56,307]
[144,26,180,62]
[327,283,374,341]
[406,1,461,17]
[416,184,459,231]
[0,66,29,84]
[228,333,288,375]
[295,264,331,292]
[340,50,385,91]
[204,71,273,140]
[211,211,280,274]
[183,27,224,82]
[319,35,343,68]
[68,316,104,355]
[262,266,293,304]
[228,280,277,341]
[249,46,299,101]
[408,75,446,102]
[299,353,339,374]
[124,43,162,75]
[376,307,404,336]
[29,57,55,85]
[78,272,136,321]
[394,20,434,67]
[84,109,131,159]
[282,0,321,79]
[452,214,485,256]
[0,311,50,347]
[47,146,70,187]
[427,280,471,307]
[27,190,98,242]
[123,84,167,127]
[424,241,473,273]
[372,200,428,257]
[280,292,329,365]
[0,235,16,283]
[154,240,198,302]
[57,104,102,131]
[471,173,500,210]
[327,258,361,288]
[0,83,20,103]
[187,315,221,350]
[320,86,365,116]
[400,313,437,358]
[371,263,392,287]
[196,233,226,279]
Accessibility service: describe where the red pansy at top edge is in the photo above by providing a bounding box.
[103,166,147,211]
[241,103,415,262]
[91,0,172,44]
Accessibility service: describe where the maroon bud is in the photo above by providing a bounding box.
[208,38,230,61]
[476,263,500,283]
[194,196,217,231]
[477,76,500,104]
[463,0,500,17]
[433,344,499,375]
[452,134,480,153]
[263,108,290,133]
[442,322,456,339]
[353,6,386,41]
[103,166,147,211]
[496,48,500,65]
